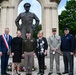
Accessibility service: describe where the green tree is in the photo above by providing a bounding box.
[59,0,76,36]
[33,24,42,39]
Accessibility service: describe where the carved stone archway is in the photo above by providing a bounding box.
[0,0,23,36]
[0,0,61,38]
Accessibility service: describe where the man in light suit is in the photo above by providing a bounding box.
[48,28,61,75]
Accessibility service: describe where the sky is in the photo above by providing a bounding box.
[18,0,69,23]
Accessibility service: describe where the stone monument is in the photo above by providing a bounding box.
[15,3,39,39]
[0,0,61,38]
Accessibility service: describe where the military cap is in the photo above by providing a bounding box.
[52,28,57,32]
[24,3,31,7]
[64,27,69,30]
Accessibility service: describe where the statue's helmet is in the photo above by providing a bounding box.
[24,3,31,7]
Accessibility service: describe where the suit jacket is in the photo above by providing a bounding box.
[48,35,61,54]
[35,37,48,55]
[0,34,12,53]
[61,34,75,52]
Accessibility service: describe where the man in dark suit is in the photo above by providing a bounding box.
[75,35,76,53]
[0,28,12,75]
[61,28,75,75]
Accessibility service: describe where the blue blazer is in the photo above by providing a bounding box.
[61,34,75,52]
[0,35,12,53]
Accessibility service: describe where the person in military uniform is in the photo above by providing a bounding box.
[48,28,61,75]
[61,28,75,75]
[15,3,39,39]
[22,31,36,75]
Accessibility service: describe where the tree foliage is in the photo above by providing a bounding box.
[59,0,76,36]
[33,24,42,39]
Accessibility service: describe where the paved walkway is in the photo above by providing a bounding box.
[0,56,76,75]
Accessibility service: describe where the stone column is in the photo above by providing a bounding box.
[0,0,17,36]
[1,6,16,36]
[0,0,22,36]
[1,6,7,34]
[51,4,59,35]
[42,6,52,39]
[37,0,60,38]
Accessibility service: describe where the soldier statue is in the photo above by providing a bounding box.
[15,3,40,39]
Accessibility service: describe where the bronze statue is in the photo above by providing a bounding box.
[15,3,40,39]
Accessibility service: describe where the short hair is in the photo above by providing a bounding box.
[37,30,43,37]
[5,28,9,30]
[16,30,21,33]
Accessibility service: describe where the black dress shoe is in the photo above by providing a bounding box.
[17,72,21,75]
[44,65,47,70]
[37,72,41,75]
[69,74,73,75]
[62,72,68,74]
[48,72,53,75]
[6,73,10,75]
[18,73,21,75]
[41,73,44,75]
[57,73,62,75]
[68,73,73,75]
[28,73,32,75]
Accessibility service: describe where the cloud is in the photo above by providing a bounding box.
[18,0,41,23]
[58,6,65,15]
[30,0,41,23]
[18,0,67,23]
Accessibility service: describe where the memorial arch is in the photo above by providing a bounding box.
[0,0,61,38]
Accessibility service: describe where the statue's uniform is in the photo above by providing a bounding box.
[15,12,39,39]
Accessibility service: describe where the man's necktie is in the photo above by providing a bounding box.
[6,35,9,42]
[54,35,55,38]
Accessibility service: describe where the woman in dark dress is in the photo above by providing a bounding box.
[11,31,23,75]
[35,30,48,75]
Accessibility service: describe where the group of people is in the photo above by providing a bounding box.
[0,27,75,75]
[48,28,75,75]
[0,28,47,75]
